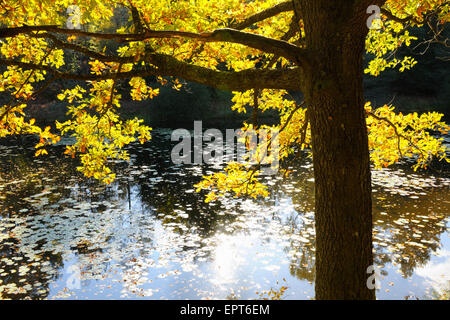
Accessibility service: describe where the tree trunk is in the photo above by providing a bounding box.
[298,1,375,299]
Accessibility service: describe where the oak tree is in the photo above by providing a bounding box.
[0,0,449,299]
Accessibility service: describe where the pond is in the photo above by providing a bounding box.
[0,129,449,300]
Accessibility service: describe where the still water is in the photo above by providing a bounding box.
[0,129,449,300]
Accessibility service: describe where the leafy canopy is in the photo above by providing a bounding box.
[0,0,448,197]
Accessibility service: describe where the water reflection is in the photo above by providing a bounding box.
[0,129,449,299]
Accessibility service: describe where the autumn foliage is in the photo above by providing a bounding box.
[0,0,448,195]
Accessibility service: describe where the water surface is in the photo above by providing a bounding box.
[0,129,449,299]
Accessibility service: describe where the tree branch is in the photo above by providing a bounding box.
[0,25,309,65]
[380,8,422,25]
[366,111,404,157]
[0,76,58,122]
[0,54,305,91]
[30,33,134,63]
[146,53,305,91]
[228,1,294,30]
[202,28,306,64]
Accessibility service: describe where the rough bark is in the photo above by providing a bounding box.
[298,0,375,299]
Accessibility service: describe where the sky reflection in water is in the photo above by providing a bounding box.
[0,129,449,300]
